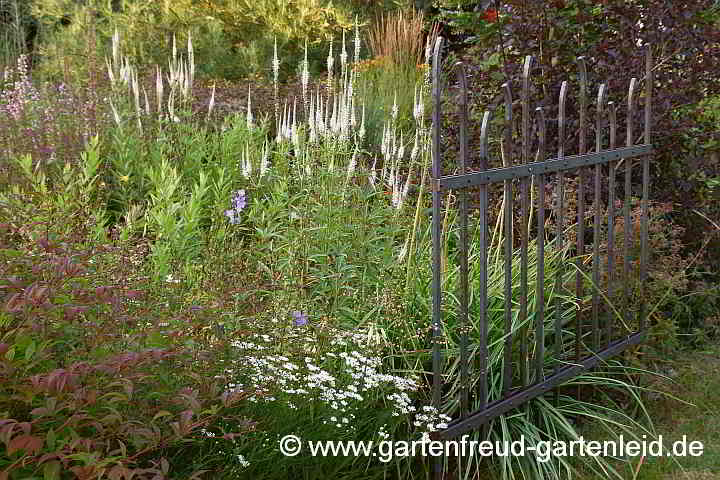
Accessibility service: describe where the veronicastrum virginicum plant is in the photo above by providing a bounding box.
[96,22,433,295]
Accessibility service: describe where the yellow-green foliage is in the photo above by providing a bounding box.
[30,0,203,81]
[28,0,355,81]
[201,0,353,45]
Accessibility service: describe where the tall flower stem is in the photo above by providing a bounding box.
[405,134,430,294]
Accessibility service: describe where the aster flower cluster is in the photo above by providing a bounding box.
[223,324,450,436]
[224,189,247,224]
[414,405,452,433]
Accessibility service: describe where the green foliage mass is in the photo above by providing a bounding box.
[27,0,356,82]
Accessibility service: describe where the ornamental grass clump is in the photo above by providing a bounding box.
[367,8,427,68]
[383,204,668,479]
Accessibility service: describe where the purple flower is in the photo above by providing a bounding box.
[292,311,308,326]
[232,189,247,211]
[225,189,247,224]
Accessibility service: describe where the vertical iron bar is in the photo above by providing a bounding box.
[624,78,637,336]
[478,112,491,406]
[555,81,568,376]
[576,57,588,362]
[430,36,444,480]
[592,84,607,352]
[640,45,652,332]
[456,62,470,420]
[520,56,532,388]
[502,82,514,397]
[607,102,617,347]
[478,111,491,440]
[535,106,546,383]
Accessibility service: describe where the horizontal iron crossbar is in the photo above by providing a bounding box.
[433,144,652,191]
[430,331,646,441]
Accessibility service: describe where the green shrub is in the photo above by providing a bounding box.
[28,0,355,83]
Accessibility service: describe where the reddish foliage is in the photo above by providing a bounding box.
[442,0,720,271]
[0,224,254,479]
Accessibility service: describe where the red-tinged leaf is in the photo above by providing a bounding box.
[30,407,48,417]
[70,465,96,479]
[64,305,89,321]
[107,465,131,480]
[56,372,69,393]
[151,349,171,361]
[0,469,9,480]
[0,424,17,446]
[45,370,62,392]
[28,284,49,305]
[0,419,17,428]
[37,452,60,464]
[17,422,30,434]
[30,374,43,391]
[8,434,43,455]
[188,470,209,480]
[5,292,24,312]
[37,237,51,251]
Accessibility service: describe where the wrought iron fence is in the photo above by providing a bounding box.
[428,36,654,477]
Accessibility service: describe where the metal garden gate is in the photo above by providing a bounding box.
[428,37,654,476]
